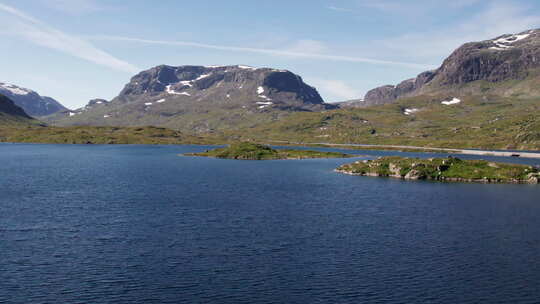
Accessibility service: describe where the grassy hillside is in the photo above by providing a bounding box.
[0,126,217,145]
[0,113,35,126]
[223,94,540,150]
[48,98,300,134]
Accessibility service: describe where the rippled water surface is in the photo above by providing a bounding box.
[1,143,540,304]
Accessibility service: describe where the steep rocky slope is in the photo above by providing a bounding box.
[53,65,335,132]
[361,29,540,106]
[0,94,34,125]
[0,82,67,116]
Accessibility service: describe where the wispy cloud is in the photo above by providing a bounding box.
[327,6,354,13]
[0,3,138,73]
[308,78,362,101]
[92,35,435,70]
[284,39,328,54]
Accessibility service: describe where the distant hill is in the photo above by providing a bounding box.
[361,29,540,106]
[52,65,336,132]
[0,82,67,117]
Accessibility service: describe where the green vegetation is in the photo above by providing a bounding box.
[221,94,540,150]
[4,86,540,152]
[47,96,294,134]
[185,142,355,160]
[0,125,217,145]
[336,156,540,183]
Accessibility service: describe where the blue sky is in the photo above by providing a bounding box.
[0,0,539,109]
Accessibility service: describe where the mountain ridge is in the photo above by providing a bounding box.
[356,28,540,107]
[50,65,336,132]
[0,82,68,117]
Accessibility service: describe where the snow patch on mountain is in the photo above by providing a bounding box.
[238,65,257,70]
[490,33,530,50]
[441,98,461,105]
[0,82,31,95]
[196,74,211,81]
[166,85,184,95]
[403,108,419,115]
[179,80,193,87]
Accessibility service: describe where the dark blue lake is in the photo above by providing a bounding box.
[1,143,540,304]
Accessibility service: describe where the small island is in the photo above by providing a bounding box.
[336,156,540,184]
[185,142,356,160]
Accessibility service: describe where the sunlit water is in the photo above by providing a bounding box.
[1,143,540,304]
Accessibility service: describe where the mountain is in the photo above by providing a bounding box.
[52,65,335,132]
[361,29,540,106]
[0,94,34,125]
[0,82,68,117]
[223,29,540,150]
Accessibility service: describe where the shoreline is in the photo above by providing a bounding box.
[2,140,540,159]
[268,141,540,159]
[335,157,540,184]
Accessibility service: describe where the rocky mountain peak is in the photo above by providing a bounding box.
[0,82,67,116]
[53,64,335,132]
[116,64,332,111]
[435,29,540,85]
[361,28,540,106]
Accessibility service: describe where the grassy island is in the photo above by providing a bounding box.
[185,142,355,160]
[336,156,540,184]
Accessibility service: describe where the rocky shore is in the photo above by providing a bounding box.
[336,156,540,184]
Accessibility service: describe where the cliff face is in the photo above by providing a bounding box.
[114,65,333,111]
[361,29,540,106]
[0,94,34,125]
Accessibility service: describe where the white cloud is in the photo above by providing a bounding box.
[92,35,434,70]
[285,39,328,54]
[327,6,354,13]
[0,3,138,73]
[308,78,362,101]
